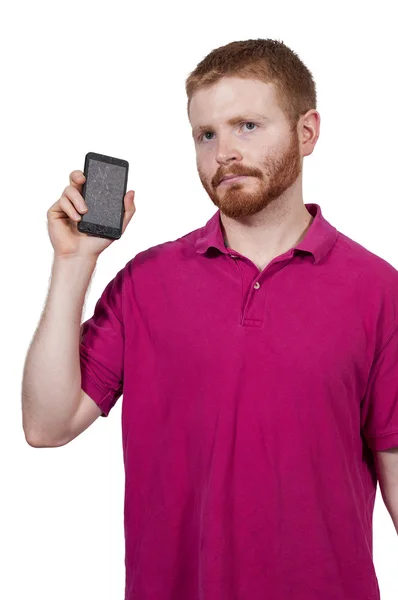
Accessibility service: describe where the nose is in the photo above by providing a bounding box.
[215,136,243,165]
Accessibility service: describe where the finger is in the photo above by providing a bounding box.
[58,195,83,222]
[62,184,88,214]
[69,170,86,191]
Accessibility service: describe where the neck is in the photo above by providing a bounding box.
[221,197,313,268]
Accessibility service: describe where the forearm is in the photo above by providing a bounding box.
[21,253,97,444]
[385,497,398,536]
[378,484,398,535]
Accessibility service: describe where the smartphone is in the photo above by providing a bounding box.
[77,152,129,240]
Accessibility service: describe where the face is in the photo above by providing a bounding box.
[189,77,307,220]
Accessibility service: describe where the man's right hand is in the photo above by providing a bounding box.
[47,170,136,259]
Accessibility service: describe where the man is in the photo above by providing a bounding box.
[24,38,398,599]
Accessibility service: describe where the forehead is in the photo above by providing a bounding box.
[190,78,278,134]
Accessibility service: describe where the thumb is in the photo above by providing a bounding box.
[121,191,136,233]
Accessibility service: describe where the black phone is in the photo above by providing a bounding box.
[77,152,129,240]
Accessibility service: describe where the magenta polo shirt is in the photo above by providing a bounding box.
[79,202,398,600]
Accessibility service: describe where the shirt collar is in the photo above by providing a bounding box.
[194,203,338,264]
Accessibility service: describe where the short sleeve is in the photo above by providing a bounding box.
[79,266,125,418]
[361,324,398,451]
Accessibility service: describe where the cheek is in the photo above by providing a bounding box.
[197,157,212,179]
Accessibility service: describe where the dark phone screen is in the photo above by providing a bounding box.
[84,158,127,228]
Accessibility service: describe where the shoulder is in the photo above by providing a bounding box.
[335,230,398,290]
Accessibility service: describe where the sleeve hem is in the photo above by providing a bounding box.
[80,368,114,418]
[366,430,398,451]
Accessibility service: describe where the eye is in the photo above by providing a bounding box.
[199,122,258,143]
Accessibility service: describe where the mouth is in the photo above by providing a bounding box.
[220,175,248,185]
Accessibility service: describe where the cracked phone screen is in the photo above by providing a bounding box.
[84,159,126,228]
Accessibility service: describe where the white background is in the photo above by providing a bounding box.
[2,0,398,598]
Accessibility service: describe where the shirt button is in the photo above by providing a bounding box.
[254,282,260,289]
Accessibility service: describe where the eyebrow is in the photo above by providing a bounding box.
[192,112,269,138]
